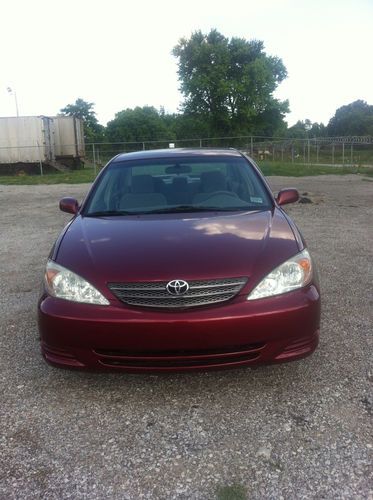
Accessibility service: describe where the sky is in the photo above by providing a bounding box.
[1,0,372,128]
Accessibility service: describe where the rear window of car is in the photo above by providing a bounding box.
[84,155,272,215]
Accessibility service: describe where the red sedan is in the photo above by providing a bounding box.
[38,149,320,371]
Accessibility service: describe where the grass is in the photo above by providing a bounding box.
[0,167,99,185]
[0,162,372,185]
[258,161,373,177]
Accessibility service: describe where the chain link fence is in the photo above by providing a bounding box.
[1,135,372,175]
[85,136,373,171]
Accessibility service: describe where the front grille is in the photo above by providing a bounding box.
[94,342,266,369]
[108,277,248,310]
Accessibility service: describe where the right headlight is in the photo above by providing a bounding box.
[45,260,109,305]
[247,249,313,300]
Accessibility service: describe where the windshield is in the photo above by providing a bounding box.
[84,155,272,216]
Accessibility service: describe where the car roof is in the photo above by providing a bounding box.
[111,148,243,162]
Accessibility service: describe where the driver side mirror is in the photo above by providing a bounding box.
[276,188,299,206]
[59,197,79,214]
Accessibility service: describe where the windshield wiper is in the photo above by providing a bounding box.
[136,205,254,214]
[85,205,264,217]
[84,210,133,217]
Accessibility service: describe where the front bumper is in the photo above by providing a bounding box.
[38,285,320,372]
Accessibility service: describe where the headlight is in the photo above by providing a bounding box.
[45,260,109,305]
[247,249,312,300]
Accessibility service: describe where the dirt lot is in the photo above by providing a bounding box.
[0,175,372,499]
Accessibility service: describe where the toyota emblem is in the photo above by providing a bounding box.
[166,279,189,296]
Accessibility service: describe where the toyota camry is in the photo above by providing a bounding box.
[38,148,320,371]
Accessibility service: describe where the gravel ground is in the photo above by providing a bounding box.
[0,175,372,499]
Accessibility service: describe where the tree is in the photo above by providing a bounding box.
[286,120,326,138]
[60,98,105,142]
[168,113,210,141]
[173,29,289,137]
[106,106,173,143]
[327,100,373,136]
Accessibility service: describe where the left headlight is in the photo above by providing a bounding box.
[44,260,109,305]
[247,249,313,301]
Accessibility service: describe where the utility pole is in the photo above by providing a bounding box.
[6,87,19,117]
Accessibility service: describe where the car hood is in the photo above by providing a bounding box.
[55,209,300,292]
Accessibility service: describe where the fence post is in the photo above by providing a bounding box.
[332,143,335,164]
[342,142,345,164]
[36,141,43,176]
[142,142,145,151]
[92,143,96,177]
[350,143,353,165]
[199,138,202,148]
[307,139,310,164]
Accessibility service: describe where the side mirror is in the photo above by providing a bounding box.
[276,188,299,206]
[59,197,79,214]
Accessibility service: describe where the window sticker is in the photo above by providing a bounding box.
[250,196,263,204]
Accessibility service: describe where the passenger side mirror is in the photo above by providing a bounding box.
[60,197,79,214]
[276,188,299,206]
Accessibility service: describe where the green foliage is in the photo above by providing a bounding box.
[173,29,289,137]
[286,119,326,138]
[171,113,210,140]
[309,121,327,137]
[106,106,174,143]
[58,52,372,146]
[327,100,373,136]
[60,98,96,122]
[60,98,105,143]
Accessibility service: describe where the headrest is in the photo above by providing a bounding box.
[172,177,188,190]
[201,170,227,192]
[131,175,154,193]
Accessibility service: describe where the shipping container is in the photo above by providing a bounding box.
[54,116,85,160]
[0,116,54,164]
[0,115,85,172]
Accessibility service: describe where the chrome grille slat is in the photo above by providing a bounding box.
[108,277,248,310]
[112,280,247,291]
[109,285,166,291]
[189,281,247,290]
[113,286,242,299]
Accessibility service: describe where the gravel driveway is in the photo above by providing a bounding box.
[0,175,372,499]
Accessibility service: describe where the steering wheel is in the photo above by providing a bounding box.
[110,189,123,209]
[203,191,239,200]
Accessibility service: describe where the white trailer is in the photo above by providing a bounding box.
[0,116,54,164]
[0,115,85,171]
[53,116,85,161]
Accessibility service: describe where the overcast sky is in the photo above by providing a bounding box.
[1,0,372,128]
